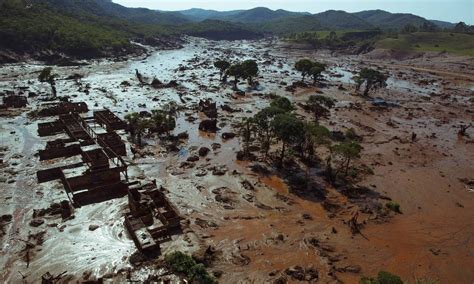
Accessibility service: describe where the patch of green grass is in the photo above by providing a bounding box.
[376,32,474,56]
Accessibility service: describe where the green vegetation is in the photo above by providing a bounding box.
[272,112,305,166]
[124,112,151,147]
[38,67,57,97]
[304,95,335,122]
[225,60,259,89]
[294,59,327,85]
[331,141,363,177]
[386,201,402,213]
[213,60,231,81]
[124,103,178,147]
[353,68,388,96]
[178,19,262,40]
[376,32,474,56]
[285,30,382,50]
[360,271,403,284]
[164,251,215,284]
[0,0,176,60]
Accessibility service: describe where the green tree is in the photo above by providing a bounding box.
[302,122,331,161]
[401,23,418,33]
[239,117,256,156]
[38,67,57,97]
[270,96,294,112]
[241,59,259,85]
[254,106,285,158]
[214,59,231,81]
[226,64,244,90]
[295,59,314,82]
[331,141,362,177]
[353,68,388,96]
[309,62,326,85]
[125,112,151,147]
[305,95,335,122]
[272,113,305,167]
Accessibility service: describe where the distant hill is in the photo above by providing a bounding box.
[256,10,373,35]
[353,10,432,30]
[178,19,263,40]
[178,7,309,24]
[313,10,374,30]
[178,8,243,22]
[429,20,455,29]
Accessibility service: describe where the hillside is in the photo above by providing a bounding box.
[313,10,374,30]
[35,0,190,26]
[0,0,179,62]
[376,32,474,56]
[353,10,435,30]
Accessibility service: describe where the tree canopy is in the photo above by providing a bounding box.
[353,68,388,96]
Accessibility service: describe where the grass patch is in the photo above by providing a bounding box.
[164,251,215,284]
[376,32,474,56]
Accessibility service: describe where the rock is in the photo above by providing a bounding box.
[1,214,13,222]
[250,163,270,174]
[302,213,312,220]
[241,179,255,191]
[211,143,221,150]
[341,265,361,273]
[176,132,189,140]
[180,161,195,169]
[199,119,217,132]
[198,147,210,157]
[236,150,257,161]
[187,155,200,162]
[285,266,305,280]
[305,267,319,281]
[194,169,208,177]
[221,104,240,113]
[212,165,228,176]
[30,218,44,227]
[199,99,218,118]
[89,224,100,231]
[221,132,236,140]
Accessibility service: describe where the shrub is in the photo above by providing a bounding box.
[377,271,403,284]
[360,271,403,284]
[386,201,401,213]
[164,251,215,284]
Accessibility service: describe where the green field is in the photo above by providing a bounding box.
[376,32,474,56]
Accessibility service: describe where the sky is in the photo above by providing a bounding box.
[113,0,473,24]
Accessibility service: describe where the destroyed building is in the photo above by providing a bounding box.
[1,95,27,108]
[36,106,129,206]
[124,182,182,253]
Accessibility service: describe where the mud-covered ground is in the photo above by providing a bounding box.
[0,37,473,283]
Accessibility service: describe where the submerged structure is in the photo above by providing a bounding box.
[36,105,129,206]
[124,182,182,253]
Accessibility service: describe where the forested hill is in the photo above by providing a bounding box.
[0,0,182,63]
[0,0,469,63]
